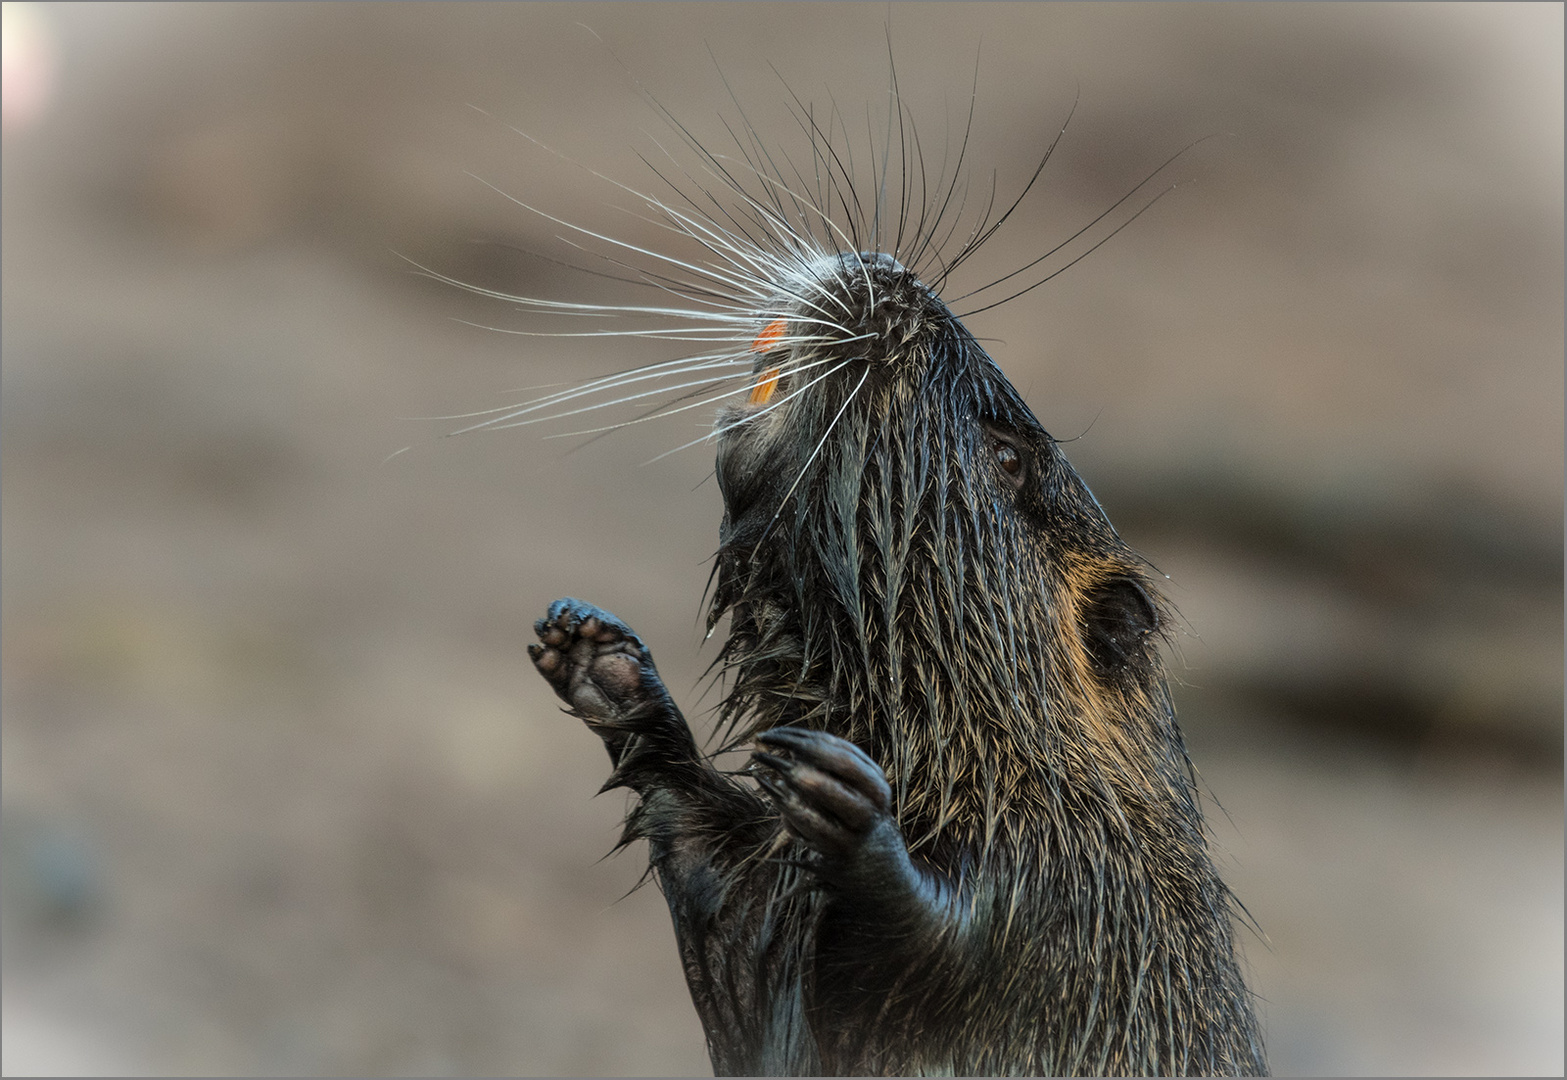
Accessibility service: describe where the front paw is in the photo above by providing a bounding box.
[748,727,894,860]
[528,597,656,724]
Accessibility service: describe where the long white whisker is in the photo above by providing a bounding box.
[752,366,870,550]
[448,349,755,419]
[452,319,754,342]
[542,347,855,436]
[641,356,859,464]
[626,165,852,328]
[427,326,839,428]
[509,331,831,408]
[452,312,853,342]
[481,112,804,301]
[640,128,819,264]
[545,376,766,440]
[712,152,867,268]
[630,179,793,284]
[449,360,753,435]
[532,379,752,437]
[467,174,784,305]
[458,345,853,437]
[546,221,778,311]
[407,244,854,341]
[634,131,861,322]
[402,253,759,323]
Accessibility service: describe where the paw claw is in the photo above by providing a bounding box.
[755,727,891,811]
[750,728,895,858]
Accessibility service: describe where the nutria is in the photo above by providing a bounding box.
[515,80,1267,1076]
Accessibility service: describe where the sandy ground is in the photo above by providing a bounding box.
[2,3,1561,1075]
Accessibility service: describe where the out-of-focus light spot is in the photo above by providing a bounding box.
[2,2,57,135]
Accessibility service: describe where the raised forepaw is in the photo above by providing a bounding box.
[749,727,895,859]
[529,597,662,725]
[750,727,942,933]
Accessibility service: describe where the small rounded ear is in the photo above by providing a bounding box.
[1081,576,1160,676]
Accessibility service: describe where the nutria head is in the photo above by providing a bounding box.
[709,247,1182,857]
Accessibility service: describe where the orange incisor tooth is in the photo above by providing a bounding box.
[748,318,787,405]
[749,367,781,406]
[751,318,787,354]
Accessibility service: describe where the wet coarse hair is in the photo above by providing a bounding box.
[437,47,1267,1077]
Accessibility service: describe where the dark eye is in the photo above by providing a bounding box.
[993,439,1023,479]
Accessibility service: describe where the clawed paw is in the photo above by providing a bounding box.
[529,598,653,723]
[748,727,893,859]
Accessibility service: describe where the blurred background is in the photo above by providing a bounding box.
[2,3,1561,1075]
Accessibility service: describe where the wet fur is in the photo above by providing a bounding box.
[515,62,1266,1077]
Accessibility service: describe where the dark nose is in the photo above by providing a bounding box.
[838,251,907,275]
